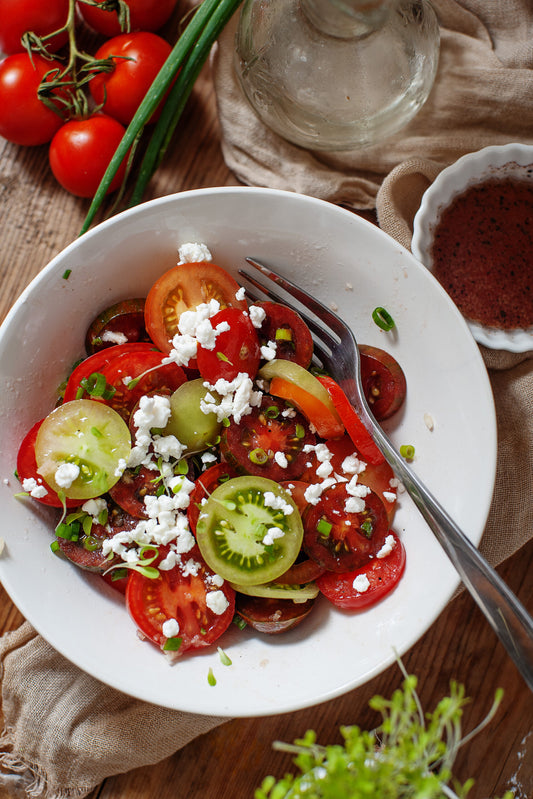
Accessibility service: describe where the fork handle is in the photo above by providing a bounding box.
[373,425,533,691]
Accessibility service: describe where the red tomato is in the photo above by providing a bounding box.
[16,420,80,508]
[63,342,157,403]
[187,462,238,534]
[0,53,65,145]
[196,308,261,383]
[144,262,248,354]
[303,484,389,572]
[236,594,316,634]
[58,500,138,572]
[359,344,407,421]
[316,531,406,609]
[126,546,236,656]
[78,0,178,36]
[220,395,316,483]
[316,375,384,464]
[108,465,161,519]
[0,0,69,54]
[277,556,325,585]
[254,301,313,368]
[269,375,345,439]
[48,113,128,197]
[85,299,149,354]
[98,347,187,421]
[89,32,172,126]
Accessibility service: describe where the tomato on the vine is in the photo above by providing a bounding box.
[48,113,128,197]
[89,32,172,126]
[78,0,178,36]
[0,0,69,55]
[0,53,65,146]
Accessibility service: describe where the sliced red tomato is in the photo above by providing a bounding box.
[63,342,156,403]
[126,546,235,656]
[255,301,313,368]
[316,375,384,464]
[276,556,326,585]
[236,594,316,634]
[316,531,406,609]
[108,465,162,519]
[220,395,316,482]
[303,483,388,572]
[187,462,238,535]
[17,420,80,508]
[196,308,261,383]
[280,480,310,516]
[85,299,149,354]
[359,344,407,421]
[57,500,138,572]
[98,348,187,421]
[144,262,248,354]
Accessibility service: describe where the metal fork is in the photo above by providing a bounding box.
[240,256,533,691]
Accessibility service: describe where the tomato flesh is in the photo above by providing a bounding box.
[197,307,261,383]
[85,299,149,354]
[316,531,406,609]
[255,301,313,368]
[126,546,235,656]
[236,595,316,634]
[359,344,407,421]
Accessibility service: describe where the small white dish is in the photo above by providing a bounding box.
[0,187,496,716]
[412,143,533,352]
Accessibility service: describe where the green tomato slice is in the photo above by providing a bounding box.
[163,378,221,452]
[258,359,339,418]
[195,476,303,585]
[230,581,319,601]
[35,399,131,500]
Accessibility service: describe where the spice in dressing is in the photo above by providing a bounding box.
[430,177,533,329]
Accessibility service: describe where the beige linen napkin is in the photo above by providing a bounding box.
[1,2,533,798]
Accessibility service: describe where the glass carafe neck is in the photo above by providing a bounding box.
[300,0,395,38]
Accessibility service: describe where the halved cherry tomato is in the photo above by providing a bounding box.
[359,344,407,421]
[126,545,235,656]
[316,375,384,464]
[255,301,313,368]
[236,594,316,634]
[144,262,248,354]
[220,395,316,482]
[196,308,261,383]
[17,421,80,508]
[85,299,149,354]
[316,531,406,609]
[303,484,388,572]
[63,342,157,403]
[187,462,238,534]
[98,348,187,421]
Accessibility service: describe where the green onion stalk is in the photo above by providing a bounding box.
[80,0,244,235]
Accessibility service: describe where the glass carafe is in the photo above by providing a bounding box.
[234,0,440,151]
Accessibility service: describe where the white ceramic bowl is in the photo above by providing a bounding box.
[0,187,496,716]
[412,143,533,352]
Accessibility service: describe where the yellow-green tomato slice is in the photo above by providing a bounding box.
[259,359,339,419]
[195,475,303,585]
[163,379,221,452]
[230,581,319,601]
[35,399,131,500]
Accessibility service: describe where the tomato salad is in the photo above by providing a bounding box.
[16,244,407,660]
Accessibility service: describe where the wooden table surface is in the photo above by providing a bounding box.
[1,22,532,799]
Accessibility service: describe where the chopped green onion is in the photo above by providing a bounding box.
[50,540,61,554]
[372,306,395,331]
[361,519,373,538]
[249,447,268,465]
[222,418,230,428]
[216,352,232,363]
[163,636,182,652]
[264,405,280,419]
[400,444,415,460]
[80,372,115,399]
[275,328,292,341]
[317,517,332,536]
[233,615,247,631]
[91,426,103,438]
[207,668,217,686]
[62,269,72,280]
[83,534,100,552]
[55,522,75,540]
[295,423,305,439]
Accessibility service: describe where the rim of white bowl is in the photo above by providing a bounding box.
[412,143,533,353]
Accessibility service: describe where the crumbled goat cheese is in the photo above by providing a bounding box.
[201,373,262,424]
[235,286,246,301]
[262,527,285,546]
[162,618,180,638]
[82,497,107,518]
[177,242,212,264]
[345,496,366,513]
[376,534,396,559]
[274,451,288,469]
[201,451,217,466]
[264,490,293,515]
[304,478,336,506]
[101,329,128,344]
[55,462,80,489]
[382,490,396,503]
[341,454,365,475]
[114,457,127,478]
[352,573,370,593]
[206,590,230,615]
[261,341,277,361]
[248,304,266,328]
[22,477,48,499]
